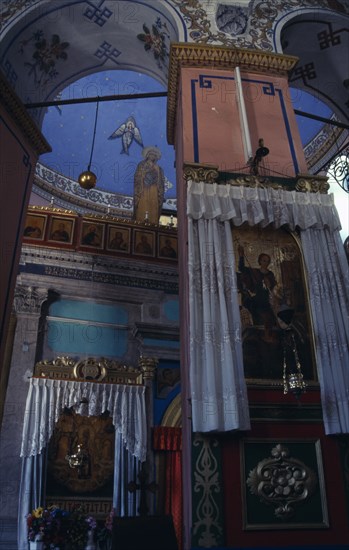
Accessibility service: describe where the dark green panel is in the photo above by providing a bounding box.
[191,434,225,547]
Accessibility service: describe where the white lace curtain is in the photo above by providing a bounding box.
[20,377,147,459]
[18,377,146,550]
[187,181,348,434]
[188,216,250,432]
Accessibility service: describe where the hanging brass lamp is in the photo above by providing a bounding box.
[78,100,100,189]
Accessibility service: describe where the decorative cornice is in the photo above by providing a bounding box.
[133,322,179,342]
[167,43,298,144]
[28,204,77,215]
[183,164,329,193]
[183,162,219,183]
[0,70,51,155]
[34,356,143,384]
[20,245,179,294]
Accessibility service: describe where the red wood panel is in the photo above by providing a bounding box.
[221,397,349,547]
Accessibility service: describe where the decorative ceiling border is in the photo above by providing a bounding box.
[167,43,298,144]
[304,123,348,174]
[34,162,177,216]
[0,69,50,155]
[169,0,349,51]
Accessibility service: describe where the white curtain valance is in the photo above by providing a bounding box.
[187,181,341,231]
[20,377,147,461]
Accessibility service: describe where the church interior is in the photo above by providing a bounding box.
[0,1,348,549]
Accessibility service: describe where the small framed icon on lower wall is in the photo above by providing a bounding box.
[106,225,130,253]
[158,234,178,260]
[80,221,105,248]
[48,217,75,244]
[133,230,155,257]
[23,213,47,240]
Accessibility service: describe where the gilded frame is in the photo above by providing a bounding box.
[158,233,178,260]
[240,438,329,530]
[106,225,131,254]
[233,224,317,387]
[23,213,47,240]
[80,221,105,249]
[133,229,155,257]
[48,216,75,244]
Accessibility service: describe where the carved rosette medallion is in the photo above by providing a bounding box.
[247,444,317,520]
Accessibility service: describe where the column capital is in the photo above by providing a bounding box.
[138,356,158,380]
[12,285,48,315]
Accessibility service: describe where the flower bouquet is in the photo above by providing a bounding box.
[27,507,50,543]
[27,506,70,548]
[96,508,114,550]
[26,505,113,549]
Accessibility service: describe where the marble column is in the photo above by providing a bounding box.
[0,285,48,548]
[139,356,158,514]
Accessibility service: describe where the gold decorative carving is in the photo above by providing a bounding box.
[167,44,298,144]
[295,174,329,194]
[183,163,219,183]
[246,444,317,519]
[28,204,77,215]
[0,70,51,155]
[34,356,143,385]
[138,356,158,380]
[183,171,330,194]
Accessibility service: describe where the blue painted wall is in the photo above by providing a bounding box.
[47,299,128,357]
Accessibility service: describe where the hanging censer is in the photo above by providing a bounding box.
[277,307,307,398]
[281,326,307,398]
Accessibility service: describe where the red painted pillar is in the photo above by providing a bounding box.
[0,70,50,414]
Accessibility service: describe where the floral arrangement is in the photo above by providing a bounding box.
[27,505,114,549]
[96,508,114,549]
[27,507,48,542]
[27,506,70,545]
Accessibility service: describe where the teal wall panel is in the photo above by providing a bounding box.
[49,299,128,324]
[47,321,127,357]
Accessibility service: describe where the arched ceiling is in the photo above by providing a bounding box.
[0,0,185,113]
[281,11,349,126]
[1,1,348,214]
